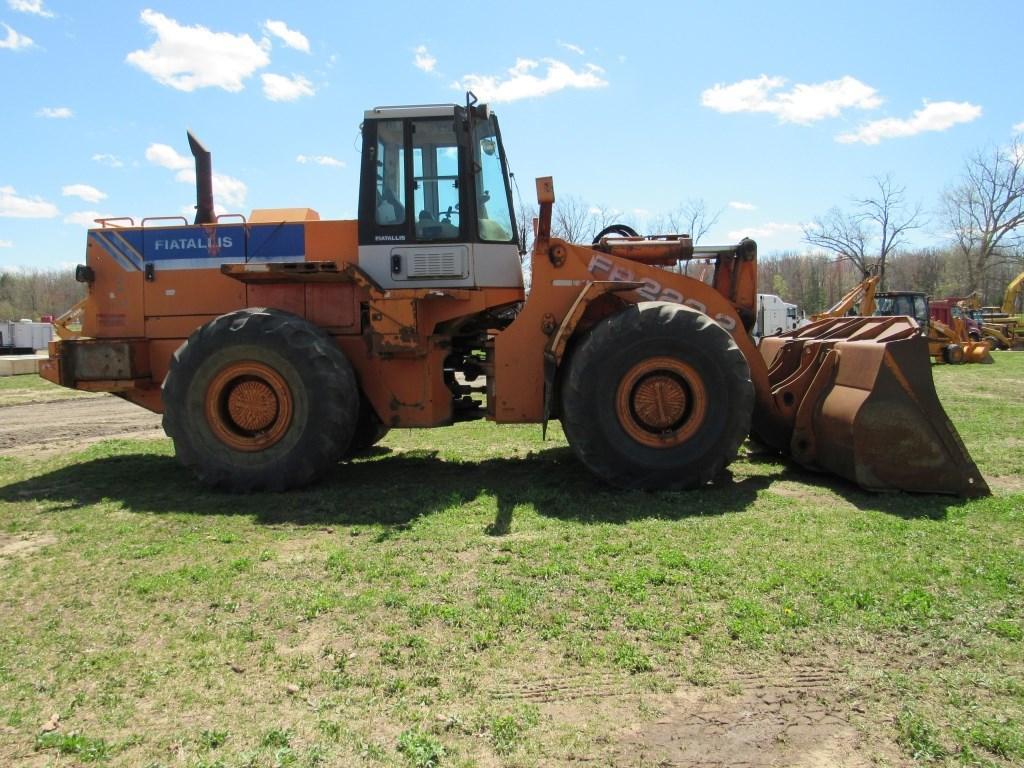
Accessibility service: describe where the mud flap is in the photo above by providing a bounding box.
[754,317,989,497]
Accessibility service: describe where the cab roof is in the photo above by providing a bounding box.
[364,103,490,120]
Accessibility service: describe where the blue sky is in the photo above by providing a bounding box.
[1,0,1022,270]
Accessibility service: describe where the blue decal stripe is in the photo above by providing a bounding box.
[109,231,143,269]
[96,231,142,270]
[89,232,137,272]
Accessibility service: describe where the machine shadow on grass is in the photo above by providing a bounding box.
[0,441,969,530]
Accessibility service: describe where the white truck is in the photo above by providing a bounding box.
[754,294,802,340]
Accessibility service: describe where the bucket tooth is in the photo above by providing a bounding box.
[754,317,989,497]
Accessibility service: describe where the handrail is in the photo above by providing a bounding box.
[215,213,247,225]
[141,216,189,228]
[95,217,135,228]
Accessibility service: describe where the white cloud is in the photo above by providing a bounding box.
[726,221,803,241]
[145,142,248,210]
[261,73,315,101]
[92,153,123,168]
[36,106,72,118]
[62,184,107,203]
[729,201,757,211]
[453,58,607,103]
[0,22,33,49]
[296,154,344,168]
[413,44,436,73]
[1012,121,1023,134]
[8,0,53,16]
[263,19,309,53]
[558,41,585,55]
[0,240,12,248]
[836,100,982,145]
[64,211,113,228]
[0,186,58,218]
[145,142,192,171]
[701,74,882,125]
[126,9,270,92]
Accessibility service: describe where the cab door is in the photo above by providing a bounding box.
[358,115,476,289]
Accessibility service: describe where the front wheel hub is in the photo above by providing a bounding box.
[616,357,707,448]
[206,362,293,451]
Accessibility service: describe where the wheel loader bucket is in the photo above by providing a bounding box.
[963,341,994,364]
[753,317,989,497]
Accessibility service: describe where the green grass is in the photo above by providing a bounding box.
[0,356,1022,766]
[0,372,98,406]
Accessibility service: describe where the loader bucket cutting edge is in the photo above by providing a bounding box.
[754,317,990,497]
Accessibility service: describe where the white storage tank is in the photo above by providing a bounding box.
[0,320,55,353]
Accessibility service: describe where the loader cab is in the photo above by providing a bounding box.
[357,102,523,290]
[874,291,930,328]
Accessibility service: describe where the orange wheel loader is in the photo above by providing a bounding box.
[40,97,988,497]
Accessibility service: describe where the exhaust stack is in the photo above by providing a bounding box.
[187,130,215,225]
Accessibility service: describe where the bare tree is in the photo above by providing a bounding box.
[803,175,921,288]
[943,136,1024,296]
[515,198,538,292]
[662,198,722,244]
[551,194,596,243]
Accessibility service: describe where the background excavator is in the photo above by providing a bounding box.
[807,274,992,364]
[951,292,1021,351]
[872,291,993,364]
[39,97,988,497]
[809,274,879,322]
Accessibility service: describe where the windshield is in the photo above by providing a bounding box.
[472,115,515,243]
[876,294,928,325]
[411,119,461,241]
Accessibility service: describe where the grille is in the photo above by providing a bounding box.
[408,250,465,278]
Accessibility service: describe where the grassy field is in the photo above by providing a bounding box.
[1,354,1022,767]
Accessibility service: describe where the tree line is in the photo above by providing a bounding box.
[523,132,1023,311]
[0,269,83,322]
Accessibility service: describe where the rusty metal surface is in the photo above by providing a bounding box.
[754,316,989,497]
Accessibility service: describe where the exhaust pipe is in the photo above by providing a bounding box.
[187,130,215,225]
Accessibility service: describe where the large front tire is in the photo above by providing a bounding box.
[162,308,359,491]
[559,302,753,490]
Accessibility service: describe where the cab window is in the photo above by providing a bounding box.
[473,116,514,243]
[411,120,461,241]
[375,120,406,227]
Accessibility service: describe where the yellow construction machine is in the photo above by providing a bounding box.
[809,274,879,321]
[955,292,1021,351]
[872,292,992,364]
[1003,271,1024,315]
[40,96,988,497]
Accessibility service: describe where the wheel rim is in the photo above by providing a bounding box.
[205,362,293,452]
[615,356,707,448]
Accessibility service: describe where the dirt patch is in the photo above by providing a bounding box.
[494,663,890,767]
[987,475,1024,493]
[0,532,57,565]
[613,667,870,767]
[767,480,858,510]
[0,395,165,458]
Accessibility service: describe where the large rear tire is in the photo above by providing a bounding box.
[559,302,753,490]
[162,308,359,491]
